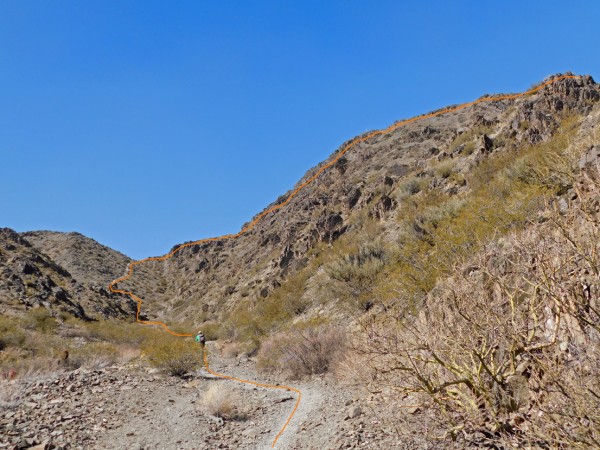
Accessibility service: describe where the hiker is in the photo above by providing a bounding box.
[195,331,206,349]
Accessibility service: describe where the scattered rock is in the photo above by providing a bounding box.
[347,405,362,419]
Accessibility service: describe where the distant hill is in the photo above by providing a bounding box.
[21,231,131,287]
[0,228,136,320]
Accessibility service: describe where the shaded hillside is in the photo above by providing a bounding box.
[21,230,164,318]
[0,229,135,320]
[115,74,600,330]
[22,231,131,287]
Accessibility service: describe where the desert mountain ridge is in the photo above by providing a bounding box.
[1,72,598,326]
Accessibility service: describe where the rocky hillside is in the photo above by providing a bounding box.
[21,231,131,288]
[115,74,600,327]
[0,229,135,320]
[3,74,597,330]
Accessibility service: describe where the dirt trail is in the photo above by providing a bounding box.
[1,346,400,449]
[91,350,353,450]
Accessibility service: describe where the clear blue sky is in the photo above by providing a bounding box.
[1,1,599,259]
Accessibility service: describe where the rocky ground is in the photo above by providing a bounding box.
[0,347,404,450]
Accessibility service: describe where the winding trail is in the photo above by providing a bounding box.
[107,74,580,447]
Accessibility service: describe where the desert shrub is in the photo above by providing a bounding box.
[325,241,389,311]
[22,307,57,333]
[448,124,493,154]
[66,342,119,370]
[257,325,348,379]
[396,176,428,199]
[223,269,311,345]
[519,119,530,131]
[0,316,25,350]
[461,140,475,155]
[82,320,156,346]
[143,335,199,377]
[327,241,386,283]
[434,160,454,179]
[200,384,245,419]
[1,354,62,380]
[389,115,580,299]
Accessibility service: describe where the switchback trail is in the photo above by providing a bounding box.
[107,74,580,447]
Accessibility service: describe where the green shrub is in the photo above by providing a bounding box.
[22,307,57,333]
[0,316,25,350]
[66,342,119,370]
[143,335,200,377]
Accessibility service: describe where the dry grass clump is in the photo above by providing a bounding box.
[65,342,126,370]
[1,355,63,381]
[219,340,253,358]
[200,384,245,420]
[143,335,199,377]
[257,324,347,379]
[448,124,493,154]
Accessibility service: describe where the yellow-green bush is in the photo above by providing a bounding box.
[143,335,200,377]
[22,307,57,333]
[0,315,25,351]
[82,319,158,346]
[388,114,580,299]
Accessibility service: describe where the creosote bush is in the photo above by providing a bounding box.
[143,335,199,377]
[325,240,388,311]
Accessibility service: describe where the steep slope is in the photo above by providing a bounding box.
[0,228,136,320]
[356,108,600,448]
[115,74,600,327]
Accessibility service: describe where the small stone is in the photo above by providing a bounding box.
[242,428,258,438]
[348,406,362,419]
